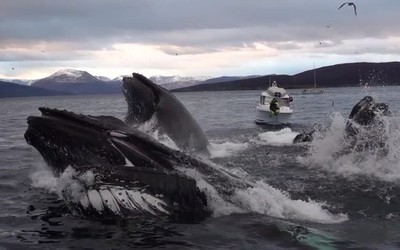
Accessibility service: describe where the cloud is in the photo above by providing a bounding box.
[1,0,400,79]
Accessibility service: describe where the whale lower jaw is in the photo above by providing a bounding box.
[65,185,171,218]
[60,165,210,221]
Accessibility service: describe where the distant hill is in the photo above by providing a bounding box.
[32,69,122,95]
[0,78,35,86]
[201,75,261,84]
[172,62,400,92]
[0,81,71,98]
[4,61,400,96]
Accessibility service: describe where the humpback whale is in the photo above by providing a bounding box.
[25,108,250,220]
[344,96,390,153]
[293,96,391,148]
[123,73,210,156]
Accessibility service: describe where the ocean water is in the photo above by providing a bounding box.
[1,86,400,249]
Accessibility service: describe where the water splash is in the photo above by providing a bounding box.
[179,165,347,224]
[30,165,94,201]
[135,116,180,150]
[231,181,347,224]
[299,112,400,181]
[209,140,249,158]
[257,128,299,145]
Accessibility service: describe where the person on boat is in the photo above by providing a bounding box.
[269,98,280,116]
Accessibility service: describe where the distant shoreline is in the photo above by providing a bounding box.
[1,61,399,97]
[172,61,400,92]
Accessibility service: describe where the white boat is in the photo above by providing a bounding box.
[255,81,294,125]
[302,65,325,94]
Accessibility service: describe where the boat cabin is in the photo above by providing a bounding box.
[259,84,292,107]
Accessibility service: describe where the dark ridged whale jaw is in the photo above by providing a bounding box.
[25,107,211,220]
[63,165,210,221]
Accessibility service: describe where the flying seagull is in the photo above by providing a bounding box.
[338,2,357,16]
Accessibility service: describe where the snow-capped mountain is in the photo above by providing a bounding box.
[0,78,35,86]
[108,75,211,90]
[32,69,121,95]
[149,75,211,90]
[149,75,210,84]
[112,75,129,82]
[95,75,111,81]
[39,69,100,83]
[4,69,215,93]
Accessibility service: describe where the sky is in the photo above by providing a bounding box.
[0,0,399,80]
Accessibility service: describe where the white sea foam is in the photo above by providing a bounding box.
[257,128,299,145]
[134,116,180,150]
[299,112,400,182]
[209,140,248,158]
[178,165,347,224]
[30,166,59,193]
[178,167,244,216]
[232,181,348,224]
[30,165,94,201]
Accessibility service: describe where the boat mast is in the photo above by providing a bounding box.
[313,63,316,88]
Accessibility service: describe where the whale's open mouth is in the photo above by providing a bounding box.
[25,107,210,220]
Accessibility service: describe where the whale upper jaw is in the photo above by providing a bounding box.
[122,74,157,124]
[25,107,128,172]
[122,73,211,157]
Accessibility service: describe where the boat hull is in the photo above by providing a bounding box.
[255,106,292,125]
[301,89,325,94]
